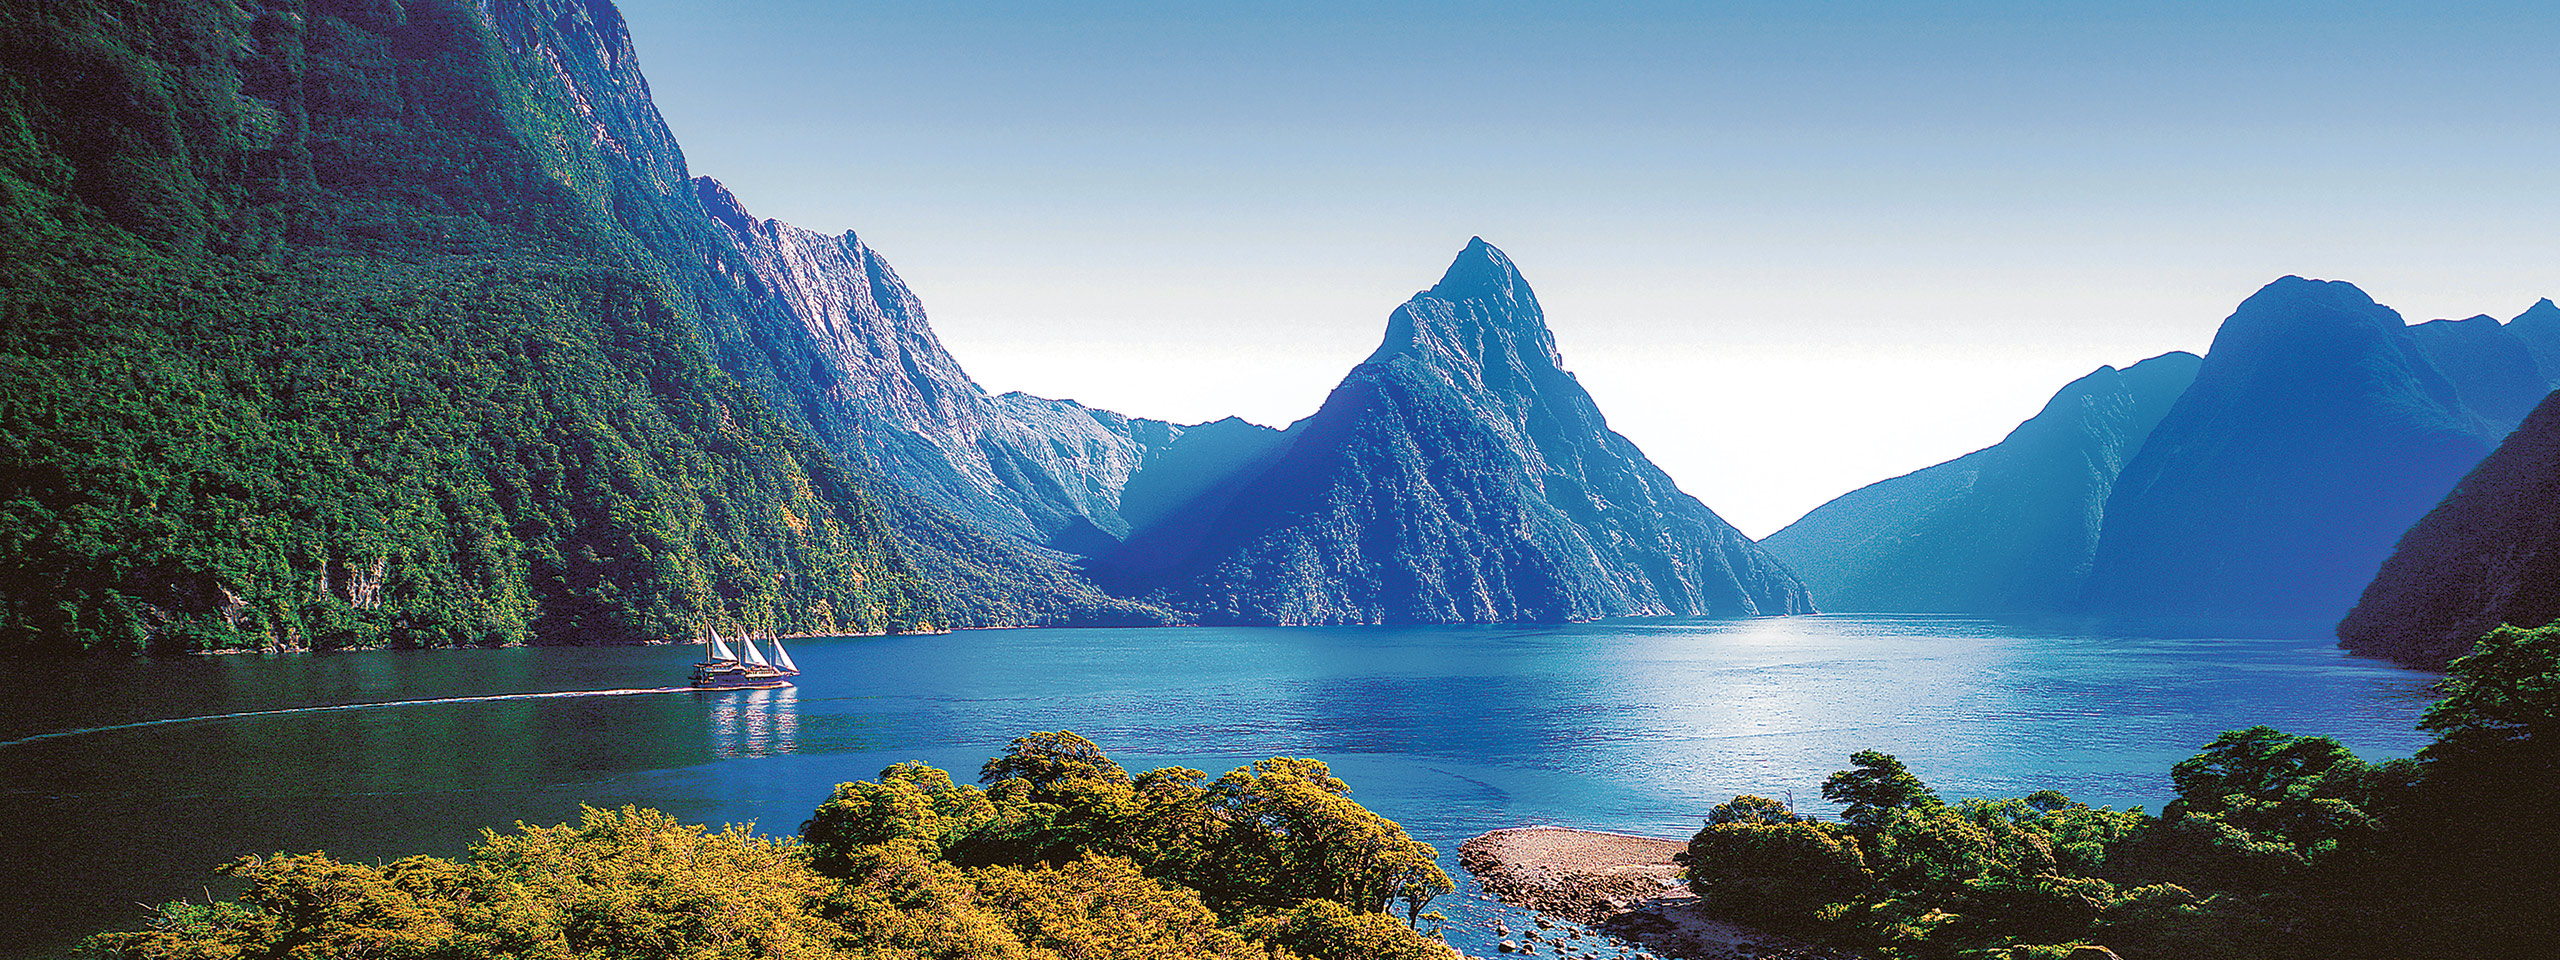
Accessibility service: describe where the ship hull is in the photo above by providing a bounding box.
[690,662,797,690]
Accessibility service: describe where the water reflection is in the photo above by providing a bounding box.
[0,621,2439,960]
[707,686,799,758]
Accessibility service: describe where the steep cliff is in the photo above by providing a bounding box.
[2338,389,2560,667]
[2081,278,2502,622]
[0,0,937,650]
[1762,352,2200,613]
[691,178,1182,549]
[469,2,1173,626]
[1096,239,1812,624]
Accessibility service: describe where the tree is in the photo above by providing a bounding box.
[1677,817,1870,921]
[1199,758,1453,918]
[1705,794,1800,825]
[980,730,1130,793]
[1821,750,1941,833]
[801,761,996,875]
[2419,622,2560,768]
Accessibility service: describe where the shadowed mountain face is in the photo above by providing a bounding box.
[691,178,1181,549]
[1096,240,1813,625]
[2339,389,2560,668]
[2081,277,2502,622]
[2408,314,2548,430]
[1762,352,2201,613]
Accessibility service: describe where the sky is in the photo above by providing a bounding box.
[613,1,2560,538]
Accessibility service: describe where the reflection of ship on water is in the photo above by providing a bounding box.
[709,684,799,758]
[690,629,799,690]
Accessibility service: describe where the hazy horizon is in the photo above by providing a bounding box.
[613,0,2560,537]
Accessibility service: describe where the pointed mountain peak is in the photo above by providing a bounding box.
[1428,237,1535,307]
[692,176,761,238]
[2512,297,2560,326]
[1369,238,1560,369]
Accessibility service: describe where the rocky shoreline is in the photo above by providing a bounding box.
[1456,827,1865,960]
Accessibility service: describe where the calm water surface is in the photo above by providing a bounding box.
[0,616,2438,958]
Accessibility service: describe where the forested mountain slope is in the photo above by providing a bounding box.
[0,0,942,650]
[2339,388,2560,667]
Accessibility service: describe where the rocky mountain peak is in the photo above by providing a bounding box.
[1369,239,1565,376]
[1429,237,1536,306]
[692,176,760,238]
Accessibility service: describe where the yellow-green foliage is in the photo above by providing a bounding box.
[84,807,849,960]
[803,732,1455,929]
[82,736,1458,960]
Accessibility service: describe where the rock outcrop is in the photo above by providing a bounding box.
[1762,352,2200,613]
[2081,277,2503,621]
[1096,239,1812,624]
[2338,388,2560,667]
[693,177,1181,549]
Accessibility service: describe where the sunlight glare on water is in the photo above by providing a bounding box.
[0,616,2437,959]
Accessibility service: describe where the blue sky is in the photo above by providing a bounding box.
[615,1,2560,536]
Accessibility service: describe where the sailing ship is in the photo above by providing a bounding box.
[690,628,800,690]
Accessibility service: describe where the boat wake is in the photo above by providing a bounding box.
[0,686,695,749]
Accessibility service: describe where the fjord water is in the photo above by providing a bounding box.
[0,618,2435,958]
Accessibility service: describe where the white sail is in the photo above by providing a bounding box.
[770,637,798,673]
[739,635,771,668]
[708,630,736,662]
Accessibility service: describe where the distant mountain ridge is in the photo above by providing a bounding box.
[1098,239,1812,624]
[2081,277,2506,622]
[2406,313,2547,430]
[1764,277,2554,627]
[1762,351,2201,613]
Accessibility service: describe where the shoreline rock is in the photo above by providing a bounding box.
[1457,827,1863,960]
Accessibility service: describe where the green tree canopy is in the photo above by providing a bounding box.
[2420,622,2560,767]
[1821,749,1942,833]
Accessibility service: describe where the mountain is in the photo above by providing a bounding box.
[1095,239,1813,624]
[2407,314,2547,430]
[0,0,941,650]
[691,178,1184,551]
[2337,389,2560,667]
[2506,298,2560,385]
[2080,277,2503,621]
[1762,352,2200,613]
[475,2,1174,626]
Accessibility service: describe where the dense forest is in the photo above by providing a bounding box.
[0,0,958,652]
[78,733,1458,960]
[1677,622,2560,959]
